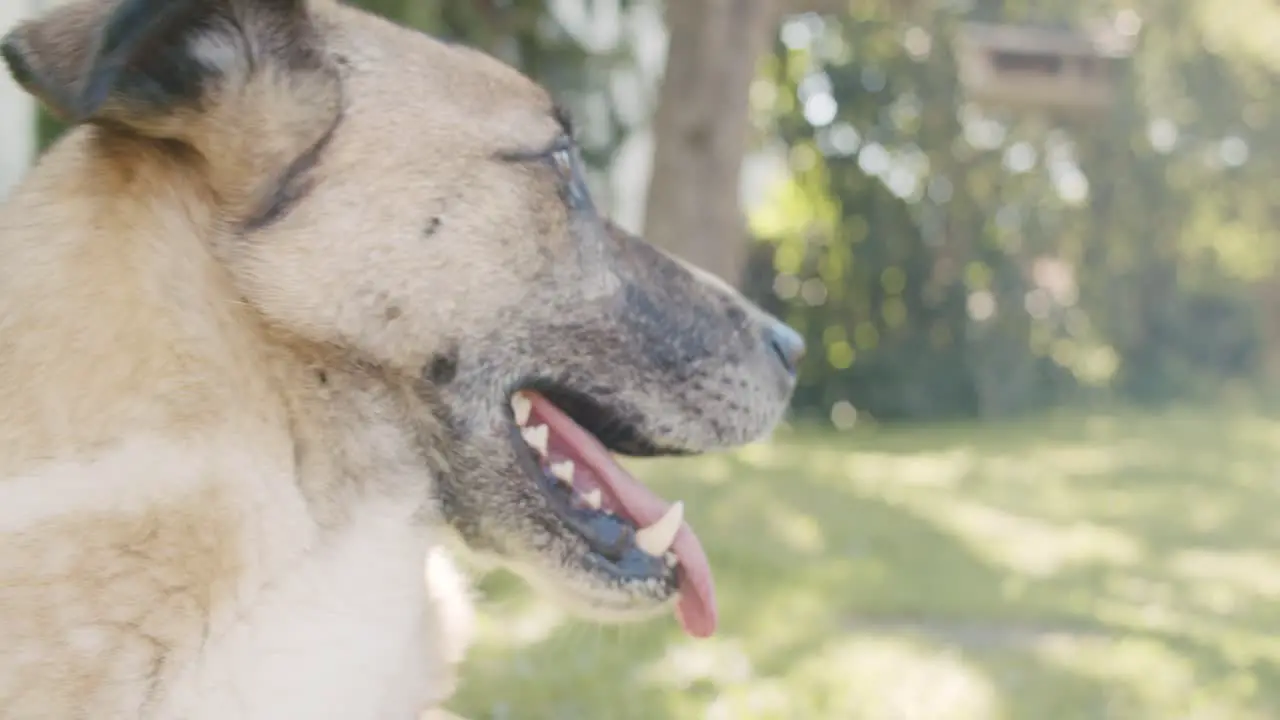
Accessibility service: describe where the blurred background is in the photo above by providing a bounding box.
[6,0,1280,718]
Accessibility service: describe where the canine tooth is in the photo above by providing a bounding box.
[511,393,532,425]
[635,501,683,557]
[664,551,678,568]
[550,460,575,484]
[582,488,602,509]
[521,424,548,456]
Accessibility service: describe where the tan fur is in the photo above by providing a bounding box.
[0,0,800,717]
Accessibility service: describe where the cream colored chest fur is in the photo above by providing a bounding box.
[0,431,473,720]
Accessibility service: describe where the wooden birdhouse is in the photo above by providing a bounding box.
[954,22,1135,115]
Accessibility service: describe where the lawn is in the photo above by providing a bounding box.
[447,409,1280,720]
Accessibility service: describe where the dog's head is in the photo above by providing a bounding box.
[2,0,802,637]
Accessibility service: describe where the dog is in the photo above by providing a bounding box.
[0,0,803,717]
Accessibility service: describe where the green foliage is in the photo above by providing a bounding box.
[745,2,1280,422]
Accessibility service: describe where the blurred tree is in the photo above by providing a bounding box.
[747,0,1280,422]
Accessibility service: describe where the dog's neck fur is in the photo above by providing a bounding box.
[0,131,474,717]
[0,129,445,534]
[0,132,264,470]
[277,343,449,531]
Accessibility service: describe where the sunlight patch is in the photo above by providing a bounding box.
[652,635,999,719]
[1038,635,1263,719]
[1171,548,1280,605]
[737,442,781,468]
[791,635,998,720]
[842,449,975,490]
[640,638,755,690]
[704,679,791,720]
[1025,445,1129,477]
[928,499,1143,578]
[765,505,827,553]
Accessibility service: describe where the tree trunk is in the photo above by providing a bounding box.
[643,0,779,286]
[643,0,916,286]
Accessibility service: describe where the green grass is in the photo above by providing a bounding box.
[448,409,1280,719]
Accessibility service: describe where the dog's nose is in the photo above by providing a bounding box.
[766,322,806,377]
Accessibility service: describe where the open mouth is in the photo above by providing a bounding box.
[506,389,717,638]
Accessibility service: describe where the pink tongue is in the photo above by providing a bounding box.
[526,393,718,638]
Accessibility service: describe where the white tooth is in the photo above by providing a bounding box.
[511,393,532,425]
[664,551,678,568]
[550,460,574,483]
[521,424,548,456]
[582,488,602,509]
[550,460,575,484]
[635,501,683,557]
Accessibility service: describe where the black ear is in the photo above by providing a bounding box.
[77,0,216,121]
[1,0,311,125]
